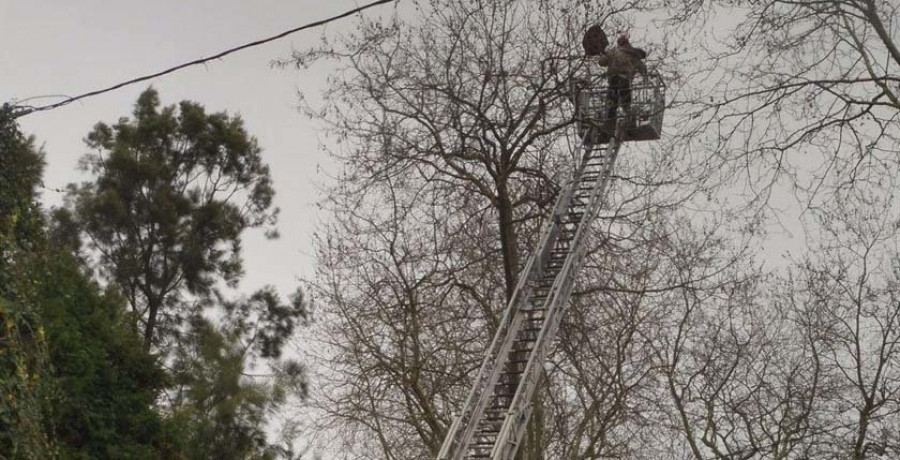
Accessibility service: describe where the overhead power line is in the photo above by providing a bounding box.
[12,0,397,119]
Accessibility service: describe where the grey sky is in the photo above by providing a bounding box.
[1,0,370,296]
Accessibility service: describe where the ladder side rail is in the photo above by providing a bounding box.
[535,144,593,274]
[491,134,623,460]
[533,128,603,277]
[453,312,528,460]
[441,411,462,453]
[491,262,581,460]
[436,138,593,460]
[533,127,599,276]
[437,196,558,460]
[437,134,596,459]
[436,292,525,460]
[491,139,620,459]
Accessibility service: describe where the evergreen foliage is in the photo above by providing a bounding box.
[1,105,166,459]
[38,256,166,459]
[0,103,59,459]
[68,88,278,349]
[163,289,308,460]
[1,89,304,459]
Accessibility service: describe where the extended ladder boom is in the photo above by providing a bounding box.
[437,70,665,460]
[437,124,623,460]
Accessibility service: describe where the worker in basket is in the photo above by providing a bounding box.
[582,26,648,132]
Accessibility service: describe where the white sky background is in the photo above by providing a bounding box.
[0,0,375,297]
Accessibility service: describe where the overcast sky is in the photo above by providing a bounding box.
[1,0,379,297]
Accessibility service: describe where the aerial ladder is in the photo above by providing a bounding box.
[436,70,666,460]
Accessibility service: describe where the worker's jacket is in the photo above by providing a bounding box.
[591,45,647,78]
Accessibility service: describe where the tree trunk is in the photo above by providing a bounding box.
[496,179,519,303]
[143,296,160,350]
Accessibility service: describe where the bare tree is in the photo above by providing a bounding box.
[785,186,900,459]
[291,0,711,457]
[289,0,900,458]
[671,0,900,208]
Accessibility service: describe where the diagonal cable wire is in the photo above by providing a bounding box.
[12,0,397,119]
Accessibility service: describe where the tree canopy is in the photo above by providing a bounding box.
[69,88,278,349]
[294,0,900,458]
[1,91,305,459]
[1,105,167,459]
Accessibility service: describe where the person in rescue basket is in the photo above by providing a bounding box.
[584,28,648,132]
